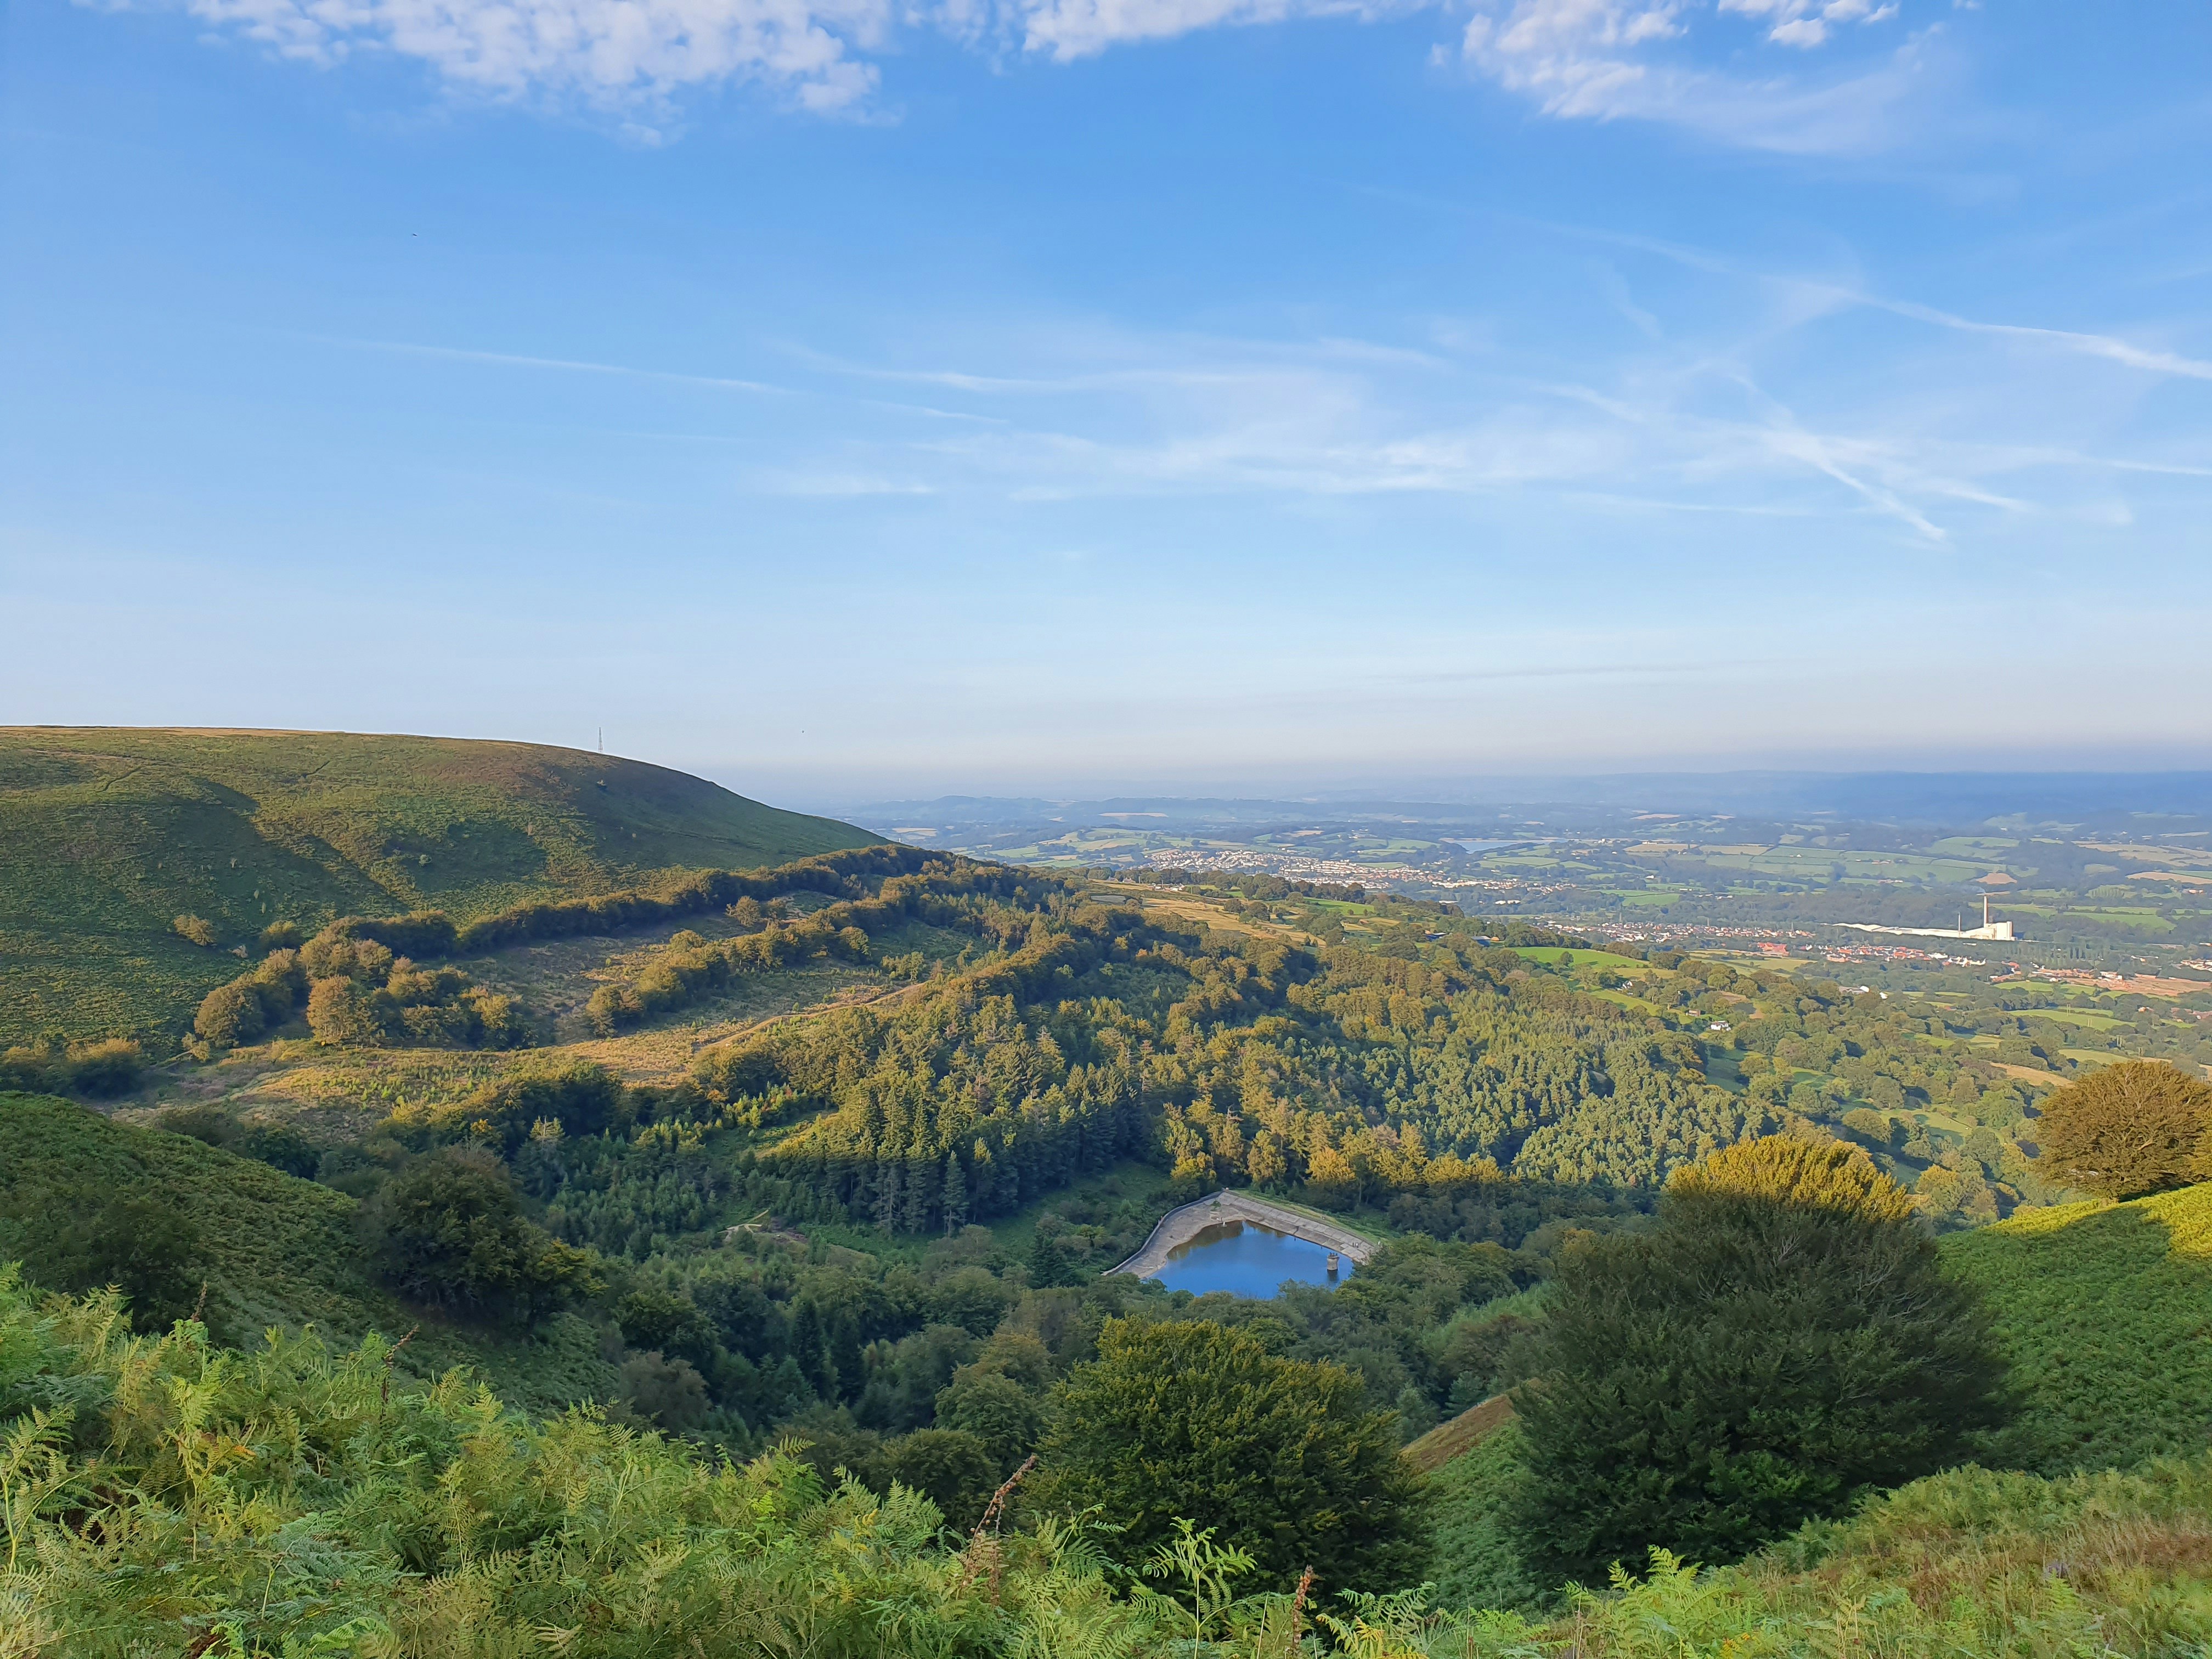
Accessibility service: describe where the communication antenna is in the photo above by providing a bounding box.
[599,727,603,754]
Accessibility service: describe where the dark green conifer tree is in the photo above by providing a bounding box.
[1027,1223,1077,1288]
[788,1299,831,1399]
[939,1154,967,1234]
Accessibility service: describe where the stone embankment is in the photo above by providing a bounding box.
[1108,1189,1377,1279]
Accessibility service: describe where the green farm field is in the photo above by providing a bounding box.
[1506,946,1650,970]
[2015,1007,2123,1030]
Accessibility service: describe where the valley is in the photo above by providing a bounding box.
[5,732,2211,1655]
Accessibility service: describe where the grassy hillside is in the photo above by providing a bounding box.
[1941,1181,2212,1474]
[1403,1391,1516,1474]
[0,1091,612,1410]
[1426,1418,1547,1613]
[1414,1186,2212,1616]
[0,727,879,1042]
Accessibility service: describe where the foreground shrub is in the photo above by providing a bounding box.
[880,1426,1001,1531]
[2039,1059,2212,1199]
[22,1190,205,1330]
[2,1266,2207,1658]
[618,1348,711,1431]
[1512,1136,2009,1583]
[1036,1317,1429,1592]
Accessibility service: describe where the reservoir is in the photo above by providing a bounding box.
[1147,1218,1353,1299]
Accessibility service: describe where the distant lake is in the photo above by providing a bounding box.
[1147,1218,1353,1299]
[1446,839,1527,855]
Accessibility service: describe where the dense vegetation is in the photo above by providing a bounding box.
[0,727,877,1042]
[6,1263,2210,1656]
[1942,1181,2212,1474]
[1511,1138,2008,1581]
[0,1092,615,1409]
[1036,1317,1429,1592]
[1420,1174,2212,1613]
[713,898,1785,1229]
[8,846,2166,1472]
[7,744,2211,1651]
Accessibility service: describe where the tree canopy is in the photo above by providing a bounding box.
[360,1150,598,1321]
[1035,1318,1429,1592]
[2037,1059,2212,1199]
[1511,1136,2009,1582]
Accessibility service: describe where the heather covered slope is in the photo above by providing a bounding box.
[0,728,878,1041]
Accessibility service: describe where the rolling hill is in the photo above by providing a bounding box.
[0,728,879,1042]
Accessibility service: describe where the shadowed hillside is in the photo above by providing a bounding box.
[0,728,879,1042]
[1942,1181,2212,1473]
[0,1091,613,1409]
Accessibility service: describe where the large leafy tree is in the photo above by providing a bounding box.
[1035,1318,1428,1592]
[361,1150,596,1321]
[1511,1137,2008,1583]
[2037,1060,2212,1200]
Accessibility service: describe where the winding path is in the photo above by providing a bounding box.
[1108,1189,1377,1279]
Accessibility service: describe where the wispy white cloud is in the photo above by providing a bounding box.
[173,0,894,111]
[111,0,1938,139]
[991,0,1397,63]
[1456,0,1928,155]
[740,258,2210,548]
[1530,221,2212,382]
[1870,298,2212,381]
[320,335,792,392]
[1719,0,1896,50]
[310,277,2207,550]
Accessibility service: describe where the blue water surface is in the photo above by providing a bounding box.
[1147,1220,1352,1299]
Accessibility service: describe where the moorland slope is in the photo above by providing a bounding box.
[0,727,878,1041]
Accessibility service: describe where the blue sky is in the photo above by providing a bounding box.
[4,0,2208,804]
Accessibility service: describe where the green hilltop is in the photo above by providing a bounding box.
[0,727,878,1042]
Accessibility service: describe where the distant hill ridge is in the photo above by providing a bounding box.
[0,728,880,1042]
